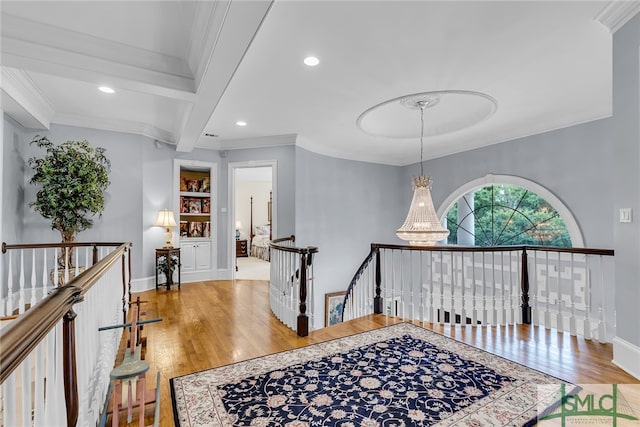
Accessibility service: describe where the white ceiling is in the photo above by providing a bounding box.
[1,1,638,166]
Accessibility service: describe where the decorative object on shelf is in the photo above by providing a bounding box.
[180,221,188,237]
[189,222,202,238]
[203,222,211,238]
[202,198,211,213]
[187,179,201,192]
[188,199,202,213]
[180,176,188,192]
[28,135,111,270]
[201,177,211,193]
[393,94,450,245]
[235,220,242,240]
[155,209,177,248]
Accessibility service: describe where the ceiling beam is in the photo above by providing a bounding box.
[1,13,197,102]
[175,0,274,153]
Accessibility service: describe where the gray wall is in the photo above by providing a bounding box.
[294,147,404,329]
[2,115,28,246]
[415,117,615,249]
[2,121,297,282]
[613,13,640,349]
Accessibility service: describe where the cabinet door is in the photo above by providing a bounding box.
[180,242,196,272]
[196,241,211,270]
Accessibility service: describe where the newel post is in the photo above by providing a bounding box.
[63,306,79,427]
[373,247,383,314]
[297,252,309,337]
[520,248,532,324]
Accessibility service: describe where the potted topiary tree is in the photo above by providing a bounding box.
[28,135,111,271]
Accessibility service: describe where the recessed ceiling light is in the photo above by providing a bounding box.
[98,86,115,94]
[304,56,320,67]
[236,121,247,127]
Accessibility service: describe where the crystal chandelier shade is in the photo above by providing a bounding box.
[396,176,450,245]
[395,94,450,246]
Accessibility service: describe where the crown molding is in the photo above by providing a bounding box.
[53,112,176,144]
[1,13,197,101]
[196,133,296,151]
[1,68,54,129]
[595,1,640,33]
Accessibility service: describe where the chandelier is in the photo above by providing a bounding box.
[396,96,450,245]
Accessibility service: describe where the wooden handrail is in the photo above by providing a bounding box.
[370,243,614,256]
[2,241,125,253]
[270,236,317,255]
[0,242,130,382]
[0,286,81,383]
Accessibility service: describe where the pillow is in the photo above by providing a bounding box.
[254,225,270,236]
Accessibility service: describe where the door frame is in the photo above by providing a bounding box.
[228,160,277,278]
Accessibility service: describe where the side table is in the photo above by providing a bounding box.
[155,248,181,290]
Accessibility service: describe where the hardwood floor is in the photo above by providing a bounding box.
[122,280,638,427]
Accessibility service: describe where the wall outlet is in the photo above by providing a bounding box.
[619,208,632,223]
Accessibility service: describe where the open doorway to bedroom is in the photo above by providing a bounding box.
[231,163,274,280]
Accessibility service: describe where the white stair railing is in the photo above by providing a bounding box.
[269,236,317,337]
[343,244,614,342]
[1,242,131,427]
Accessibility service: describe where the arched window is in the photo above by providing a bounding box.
[438,175,582,247]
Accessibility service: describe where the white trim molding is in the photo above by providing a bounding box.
[437,174,585,247]
[595,1,640,33]
[612,336,640,380]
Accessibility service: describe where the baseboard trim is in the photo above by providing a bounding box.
[612,336,640,380]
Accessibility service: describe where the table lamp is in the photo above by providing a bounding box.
[155,209,177,248]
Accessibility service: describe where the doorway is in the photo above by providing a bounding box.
[229,161,276,280]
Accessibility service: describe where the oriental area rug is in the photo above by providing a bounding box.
[171,323,575,426]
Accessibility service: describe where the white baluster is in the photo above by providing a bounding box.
[428,251,436,323]
[500,252,506,325]
[569,253,577,336]
[491,251,497,325]
[583,262,592,340]
[21,353,32,425]
[42,248,49,300]
[18,249,25,314]
[544,251,551,329]
[460,252,467,326]
[31,248,37,307]
[6,251,13,317]
[597,255,607,343]
[531,251,538,326]
[471,252,478,326]
[439,251,445,324]
[53,248,59,288]
[4,371,17,427]
[64,247,69,284]
[449,251,456,324]
[556,252,564,333]
[481,252,488,325]
[34,345,45,425]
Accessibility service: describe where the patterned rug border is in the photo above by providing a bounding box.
[171,322,577,426]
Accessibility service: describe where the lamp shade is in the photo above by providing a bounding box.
[154,209,177,227]
[235,220,243,229]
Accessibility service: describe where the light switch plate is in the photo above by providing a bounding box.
[619,208,632,223]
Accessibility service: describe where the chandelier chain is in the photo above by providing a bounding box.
[419,104,425,177]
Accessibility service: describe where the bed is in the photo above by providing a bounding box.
[250,192,272,261]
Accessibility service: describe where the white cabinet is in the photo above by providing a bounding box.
[174,160,217,282]
[180,240,211,272]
